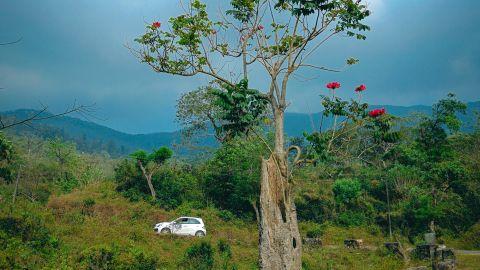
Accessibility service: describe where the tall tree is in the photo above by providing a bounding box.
[47,138,78,182]
[134,1,370,268]
[130,147,173,200]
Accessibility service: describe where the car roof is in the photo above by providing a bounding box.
[178,216,203,220]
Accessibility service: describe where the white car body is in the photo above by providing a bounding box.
[154,217,206,237]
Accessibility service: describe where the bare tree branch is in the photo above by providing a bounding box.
[0,102,96,130]
[0,37,22,46]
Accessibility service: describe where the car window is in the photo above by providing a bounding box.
[176,218,189,224]
[187,218,200,224]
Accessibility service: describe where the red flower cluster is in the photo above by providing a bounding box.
[326,82,341,90]
[257,25,264,30]
[152,22,161,29]
[368,108,386,118]
[355,84,366,92]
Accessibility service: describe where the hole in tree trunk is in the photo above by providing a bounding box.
[293,237,297,249]
[279,200,287,223]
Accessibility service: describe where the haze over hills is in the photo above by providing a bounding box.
[284,102,480,136]
[2,101,479,157]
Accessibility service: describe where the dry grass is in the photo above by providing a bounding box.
[39,181,480,269]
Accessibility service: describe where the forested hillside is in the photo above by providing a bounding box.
[2,101,478,157]
[1,94,480,269]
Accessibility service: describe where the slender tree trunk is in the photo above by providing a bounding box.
[259,109,302,270]
[138,161,156,200]
[327,114,338,152]
[385,179,393,240]
[12,170,21,204]
[252,199,260,226]
[145,174,156,200]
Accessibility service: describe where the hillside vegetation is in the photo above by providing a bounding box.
[1,94,480,269]
[2,101,478,158]
[1,181,479,269]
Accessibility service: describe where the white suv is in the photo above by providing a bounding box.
[154,217,206,237]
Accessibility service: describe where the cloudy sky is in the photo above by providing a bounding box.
[1,0,479,134]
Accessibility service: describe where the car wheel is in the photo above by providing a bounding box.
[160,228,171,234]
[195,231,205,237]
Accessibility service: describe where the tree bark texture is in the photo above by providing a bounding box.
[259,154,302,270]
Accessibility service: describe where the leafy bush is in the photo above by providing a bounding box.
[78,245,158,270]
[337,210,368,227]
[296,193,334,224]
[202,138,266,218]
[217,239,232,259]
[332,178,362,206]
[116,247,158,270]
[83,198,96,208]
[82,198,96,216]
[79,245,117,270]
[218,210,235,221]
[461,222,480,249]
[0,212,58,269]
[115,159,201,209]
[217,239,234,269]
[55,172,80,193]
[180,241,214,270]
[306,224,325,238]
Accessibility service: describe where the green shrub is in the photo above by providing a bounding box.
[0,214,58,252]
[217,239,234,269]
[79,245,117,270]
[82,198,96,216]
[461,222,480,249]
[306,224,326,238]
[180,241,214,270]
[296,193,334,223]
[332,178,362,206]
[122,188,143,202]
[202,138,266,217]
[55,172,80,193]
[337,210,368,227]
[0,212,58,269]
[217,239,232,259]
[115,159,200,210]
[79,245,158,270]
[218,210,235,222]
[117,247,157,270]
[83,198,96,208]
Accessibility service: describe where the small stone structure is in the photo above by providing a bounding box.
[384,242,405,259]
[344,239,363,249]
[414,244,438,260]
[411,233,456,269]
[302,237,322,247]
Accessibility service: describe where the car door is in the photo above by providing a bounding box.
[184,218,201,235]
[172,218,189,235]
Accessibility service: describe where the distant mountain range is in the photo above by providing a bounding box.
[284,102,479,136]
[0,109,198,157]
[2,101,479,157]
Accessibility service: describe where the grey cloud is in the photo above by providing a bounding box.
[1,0,479,133]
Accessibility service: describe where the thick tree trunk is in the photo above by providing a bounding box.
[259,109,302,270]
